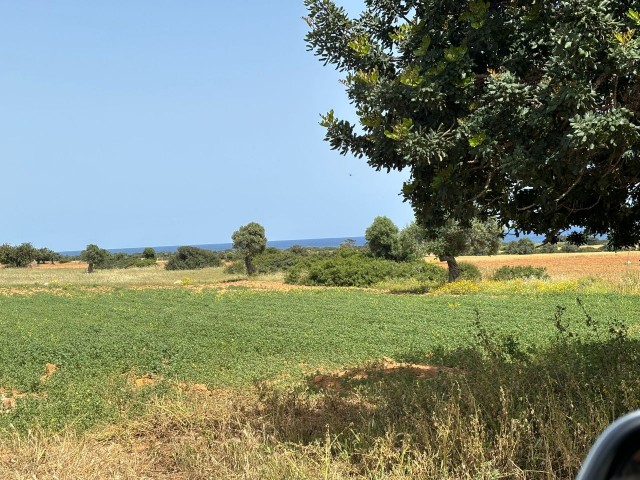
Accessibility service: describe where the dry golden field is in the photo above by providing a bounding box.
[431,251,640,282]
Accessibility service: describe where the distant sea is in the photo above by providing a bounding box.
[59,232,556,256]
[60,236,367,256]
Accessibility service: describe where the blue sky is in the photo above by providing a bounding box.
[0,1,414,251]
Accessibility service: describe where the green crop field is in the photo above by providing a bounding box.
[1,285,639,433]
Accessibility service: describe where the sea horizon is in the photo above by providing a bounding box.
[58,231,552,257]
[59,236,368,256]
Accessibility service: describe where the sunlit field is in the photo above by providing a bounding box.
[1,253,639,479]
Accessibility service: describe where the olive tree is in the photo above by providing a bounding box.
[80,244,110,273]
[231,222,267,275]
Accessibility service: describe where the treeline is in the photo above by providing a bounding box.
[0,243,63,267]
[501,237,612,255]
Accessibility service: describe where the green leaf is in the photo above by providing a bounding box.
[468,132,487,148]
[348,36,371,56]
[413,35,431,56]
[399,66,424,87]
[319,110,336,128]
[444,44,468,63]
[384,118,414,141]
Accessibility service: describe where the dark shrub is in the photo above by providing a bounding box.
[492,265,549,281]
[561,243,580,253]
[126,258,156,268]
[458,262,482,281]
[224,246,309,275]
[285,250,447,287]
[142,247,156,260]
[165,246,221,270]
[502,238,535,255]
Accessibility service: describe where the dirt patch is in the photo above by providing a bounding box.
[0,389,45,414]
[311,357,460,392]
[40,363,58,382]
[0,287,72,297]
[177,382,212,396]
[132,374,164,389]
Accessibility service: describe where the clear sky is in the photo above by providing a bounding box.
[0,1,414,252]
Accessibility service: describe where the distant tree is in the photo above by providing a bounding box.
[142,247,156,260]
[165,246,221,270]
[424,221,470,282]
[0,244,12,265]
[365,216,399,260]
[401,218,501,281]
[34,248,60,264]
[503,238,536,255]
[80,244,110,273]
[232,222,267,275]
[465,218,503,256]
[0,243,36,268]
[393,222,426,262]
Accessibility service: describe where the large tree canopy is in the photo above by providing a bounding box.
[305,0,640,247]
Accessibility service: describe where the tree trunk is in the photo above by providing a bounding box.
[244,255,255,275]
[87,263,94,273]
[439,255,460,282]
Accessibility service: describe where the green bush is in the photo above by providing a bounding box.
[125,258,157,269]
[492,265,549,281]
[537,243,558,253]
[165,246,221,271]
[458,262,482,281]
[224,246,309,275]
[502,238,535,255]
[561,243,580,253]
[285,250,447,287]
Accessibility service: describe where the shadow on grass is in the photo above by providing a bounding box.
[253,314,640,478]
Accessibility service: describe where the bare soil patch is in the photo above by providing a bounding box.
[311,357,459,392]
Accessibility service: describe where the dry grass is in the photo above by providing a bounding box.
[444,251,640,281]
[0,264,252,288]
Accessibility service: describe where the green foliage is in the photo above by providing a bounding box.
[393,222,425,261]
[0,243,36,268]
[365,216,400,259]
[503,238,536,255]
[492,265,549,281]
[142,247,156,260]
[165,246,221,271]
[305,0,640,248]
[537,243,559,253]
[225,246,309,275]
[285,249,446,287]
[458,262,482,281]
[465,218,502,256]
[80,244,110,271]
[561,243,581,253]
[232,222,267,275]
[34,248,61,265]
[126,258,157,269]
